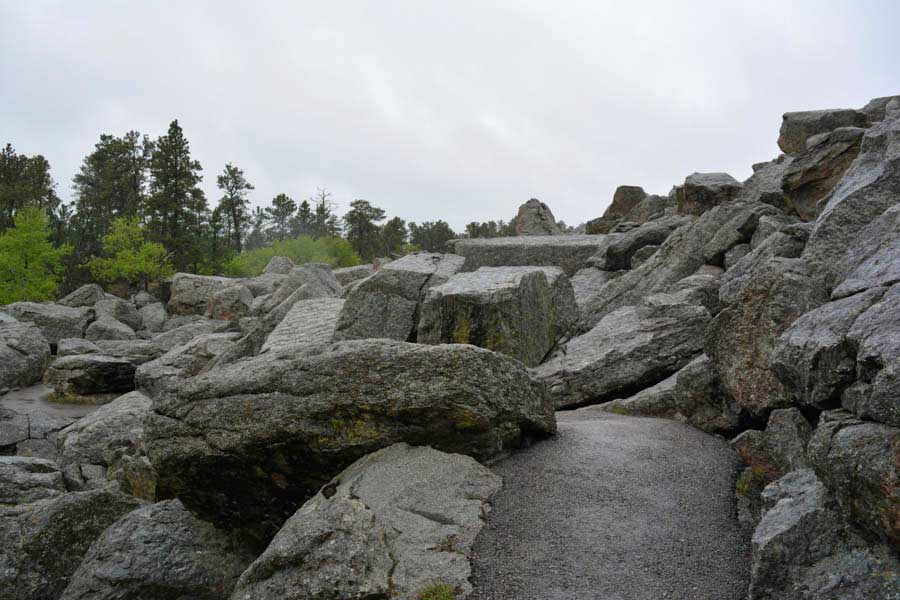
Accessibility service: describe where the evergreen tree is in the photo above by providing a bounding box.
[311,188,340,238]
[291,199,314,237]
[265,193,296,241]
[408,220,457,252]
[380,216,407,256]
[145,120,207,271]
[0,143,60,232]
[245,206,268,250]
[0,207,70,303]
[464,220,516,238]
[342,199,386,261]
[85,217,173,291]
[216,162,254,252]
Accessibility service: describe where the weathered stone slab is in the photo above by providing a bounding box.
[777,108,868,154]
[260,297,344,354]
[449,235,605,277]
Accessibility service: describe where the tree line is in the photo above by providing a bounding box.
[0,121,520,303]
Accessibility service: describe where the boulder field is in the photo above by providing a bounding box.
[0,93,898,599]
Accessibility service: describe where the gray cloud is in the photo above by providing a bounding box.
[1,0,897,230]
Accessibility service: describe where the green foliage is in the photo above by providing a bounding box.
[0,207,70,303]
[265,193,296,241]
[465,219,515,238]
[343,199,386,261]
[381,216,408,256]
[416,583,456,600]
[311,188,341,238]
[222,235,360,277]
[85,217,173,290]
[0,143,61,233]
[216,162,254,252]
[409,220,457,253]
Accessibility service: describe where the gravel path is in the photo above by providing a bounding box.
[469,408,750,600]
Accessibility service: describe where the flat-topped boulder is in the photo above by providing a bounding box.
[588,215,692,271]
[675,172,743,216]
[1,302,92,345]
[778,108,869,154]
[449,235,606,277]
[334,252,464,342]
[43,354,137,404]
[167,273,240,315]
[417,266,576,366]
[0,320,51,392]
[332,263,375,286]
[0,456,66,505]
[260,297,344,354]
[136,333,241,397]
[57,284,107,308]
[206,284,253,321]
[93,297,141,331]
[84,317,136,341]
[145,339,554,545]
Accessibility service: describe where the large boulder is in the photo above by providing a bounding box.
[136,333,241,397]
[777,108,869,154]
[57,391,156,500]
[93,339,161,366]
[417,266,577,367]
[0,320,51,392]
[600,371,679,418]
[808,410,900,545]
[568,267,621,312]
[832,203,900,299]
[138,301,167,333]
[260,297,344,354]
[252,262,342,317]
[737,156,794,212]
[672,354,741,434]
[706,258,828,416]
[0,488,143,600]
[781,126,865,221]
[587,215,691,271]
[1,302,92,345]
[263,255,295,275]
[151,318,223,353]
[861,94,900,123]
[675,172,743,216]
[231,443,501,600]
[535,294,709,408]
[513,198,562,235]
[206,284,254,321]
[0,456,66,504]
[84,317,136,341]
[58,284,107,308]
[93,297,142,331]
[585,185,648,234]
[0,402,80,461]
[448,235,606,277]
[60,499,252,600]
[333,263,375,286]
[145,339,554,545]
[43,354,137,404]
[334,252,464,342]
[167,273,240,315]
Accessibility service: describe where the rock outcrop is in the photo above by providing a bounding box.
[0,320,51,392]
[450,235,606,277]
[43,354,137,404]
[513,198,562,235]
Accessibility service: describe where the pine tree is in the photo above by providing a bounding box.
[409,220,457,252]
[216,163,254,253]
[342,199,386,261]
[245,206,268,250]
[292,199,314,237]
[380,216,407,256]
[265,193,296,241]
[0,143,60,232]
[311,188,340,238]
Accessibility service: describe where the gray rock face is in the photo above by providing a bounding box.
[131,290,156,309]
[334,252,464,342]
[333,263,375,286]
[808,410,900,545]
[167,273,240,315]
[93,339,161,366]
[777,108,869,154]
[765,408,813,473]
[57,338,101,357]
[58,284,107,308]
[568,267,620,312]
[263,255,295,275]
[588,216,691,271]
[0,488,143,600]
[93,297,142,331]
[861,95,900,122]
[0,401,80,461]
[231,443,501,600]
[536,295,709,408]
[137,302,167,333]
[85,317,136,341]
[206,284,253,321]
[0,456,66,504]
[675,172,743,216]
[513,198,562,235]
[253,262,342,317]
[0,320,51,392]
[260,297,344,354]
[738,156,794,212]
[60,499,252,600]
[771,287,887,409]
[58,391,156,500]
[781,126,865,221]
[2,302,92,345]
[673,354,741,434]
[418,266,577,367]
[44,354,137,403]
[585,185,648,234]
[136,333,241,397]
[151,318,222,353]
[801,110,900,291]
[145,339,554,545]
[600,371,679,417]
[832,204,900,299]
[719,224,810,306]
[449,235,606,277]
[706,258,828,416]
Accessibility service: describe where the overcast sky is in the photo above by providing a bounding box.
[1,1,897,230]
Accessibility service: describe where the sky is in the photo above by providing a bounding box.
[1,1,898,231]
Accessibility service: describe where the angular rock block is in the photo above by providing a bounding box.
[0,456,66,505]
[1,302,92,345]
[675,172,743,216]
[43,354,137,404]
[260,297,344,354]
[167,273,240,315]
[0,320,51,392]
[514,198,562,235]
[206,284,254,321]
[57,284,107,308]
[136,333,240,397]
[93,297,142,331]
[417,266,576,367]
[777,108,868,154]
[449,235,606,277]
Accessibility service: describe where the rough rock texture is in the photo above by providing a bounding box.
[0,320,51,392]
[600,371,679,417]
[568,267,620,312]
[0,400,81,461]
[93,339,161,366]
[60,499,252,600]
[535,295,709,408]
[85,318,136,341]
[513,198,562,235]
[588,215,691,271]
[44,354,137,403]
[738,156,794,212]
[58,284,107,308]
[861,95,900,122]
[151,318,222,353]
[231,443,501,600]
[167,273,239,315]
[137,302,167,333]
[2,302,92,345]
[206,284,254,321]
[706,258,828,416]
[263,255,295,275]
[673,354,741,434]
[781,126,865,221]
[57,391,156,500]
[417,266,576,367]
[777,108,869,154]
[0,488,143,600]
[675,172,743,216]
[333,263,375,286]
[449,235,606,277]
[260,297,344,354]
[0,456,66,504]
[253,263,342,316]
[808,411,899,545]
[136,333,240,397]
[93,297,142,331]
[334,252,464,342]
[833,204,900,299]
[57,338,101,357]
[801,108,900,291]
[145,339,554,546]
[585,185,648,234]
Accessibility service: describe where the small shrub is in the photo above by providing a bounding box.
[416,583,456,600]
[223,235,360,277]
